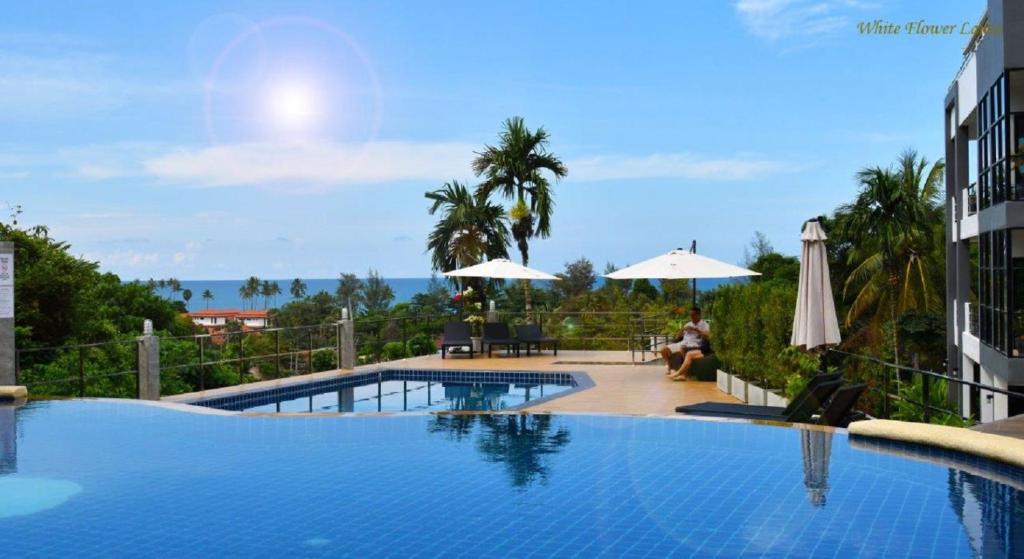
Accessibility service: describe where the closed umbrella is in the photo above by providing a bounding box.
[800,429,833,507]
[604,242,760,305]
[791,219,841,351]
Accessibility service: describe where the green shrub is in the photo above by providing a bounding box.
[381,341,408,361]
[311,349,336,372]
[891,376,969,426]
[712,282,797,388]
[406,333,436,356]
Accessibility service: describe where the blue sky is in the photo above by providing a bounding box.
[0,0,985,279]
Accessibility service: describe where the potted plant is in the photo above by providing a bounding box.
[466,315,485,353]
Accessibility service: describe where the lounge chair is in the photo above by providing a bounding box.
[440,322,473,359]
[482,323,520,358]
[515,324,559,356]
[816,383,867,427]
[675,372,841,417]
[677,379,843,423]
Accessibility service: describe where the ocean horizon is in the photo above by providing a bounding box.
[150,277,736,310]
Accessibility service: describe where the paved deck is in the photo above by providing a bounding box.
[165,350,737,416]
[971,414,1024,440]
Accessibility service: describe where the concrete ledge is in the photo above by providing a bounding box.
[849,419,1024,469]
[0,385,27,400]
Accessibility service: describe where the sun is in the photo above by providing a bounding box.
[266,79,321,129]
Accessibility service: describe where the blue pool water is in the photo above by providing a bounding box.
[2,400,1023,557]
[189,370,585,414]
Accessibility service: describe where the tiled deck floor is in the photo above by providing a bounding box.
[165,350,737,415]
[972,414,1024,440]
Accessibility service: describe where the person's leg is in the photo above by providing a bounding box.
[671,349,704,380]
[661,342,680,373]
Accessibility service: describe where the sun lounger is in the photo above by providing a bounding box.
[482,323,521,357]
[515,324,559,356]
[440,321,474,359]
[675,372,841,416]
[677,379,843,423]
[816,383,867,427]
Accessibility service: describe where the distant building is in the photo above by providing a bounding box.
[946,0,1024,422]
[187,309,269,331]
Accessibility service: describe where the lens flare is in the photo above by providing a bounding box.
[266,80,321,129]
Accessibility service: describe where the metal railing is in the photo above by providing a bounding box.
[967,182,978,215]
[14,310,679,398]
[15,339,140,398]
[828,349,1024,424]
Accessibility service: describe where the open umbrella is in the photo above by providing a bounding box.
[604,241,760,305]
[791,219,841,351]
[443,258,560,281]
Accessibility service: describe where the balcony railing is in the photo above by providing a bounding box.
[966,182,977,215]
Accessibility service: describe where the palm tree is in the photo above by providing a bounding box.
[290,278,307,299]
[425,180,510,287]
[269,281,283,308]
[473,116,567,311]
[182,288,192,310]
[839,149,944,364]
[201,288,214,309]
[244,276,260,310]
[238,284,252,310]
[260,280,274,309]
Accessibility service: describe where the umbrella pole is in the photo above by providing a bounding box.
[690,239,697,308]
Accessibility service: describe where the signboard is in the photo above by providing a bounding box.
[0,253,13,319]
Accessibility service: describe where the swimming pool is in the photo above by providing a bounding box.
[184,370,589,414]
[2,400,1022,557]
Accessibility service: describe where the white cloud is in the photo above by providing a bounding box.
[93,249,160,267]
[143,141,477,187]
[568,153,790,182]
[735,0,874,41]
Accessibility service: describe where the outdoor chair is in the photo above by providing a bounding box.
[515,324,559,356]
[675,372,841,416]
[676,378,843,423]
[482,323,521,358]
[815,383,867,427]
[440,322,474,359]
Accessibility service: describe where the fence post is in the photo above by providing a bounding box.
[883,367,891,418]
[78,346,85,397]
[338,309,355,370]
[922,373,931,424]
[136,319,160,400]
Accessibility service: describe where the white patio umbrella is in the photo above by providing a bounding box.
[443,258,560,281]
[604,242,760,305]
[791,219,841,351]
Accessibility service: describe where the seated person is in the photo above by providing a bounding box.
[659,307,710,381]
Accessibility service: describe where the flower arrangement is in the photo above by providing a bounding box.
[465,314,485,337]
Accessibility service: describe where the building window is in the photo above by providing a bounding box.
[979,74,1011,206]
[980,231,1010,353]
[1010,70,1024,200]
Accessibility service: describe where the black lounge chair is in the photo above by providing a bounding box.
[677,378,843,423]
[675,372,841,417]
[440,322,473,359]
[817,383,867,427]
[515,324,559,356]
[482,323,520,357]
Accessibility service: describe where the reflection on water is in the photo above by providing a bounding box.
[429,414,571,487]
[947,468,1024,557]
[800,430,832,507]
[1,404,16,475]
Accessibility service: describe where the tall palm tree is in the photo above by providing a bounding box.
[201,288,214,309]
[182,288,192,310]
[244,276,260,310]
[290,278,307,299]
[238,284,252,310]
[473,117,567,311]
[425,180,510,287]
[269,281,283,308]
[840,149,944,364]
[260,280,274,309]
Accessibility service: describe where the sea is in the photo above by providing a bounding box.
[156,277,735,310]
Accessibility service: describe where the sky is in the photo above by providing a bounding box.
[0,0,987,280]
